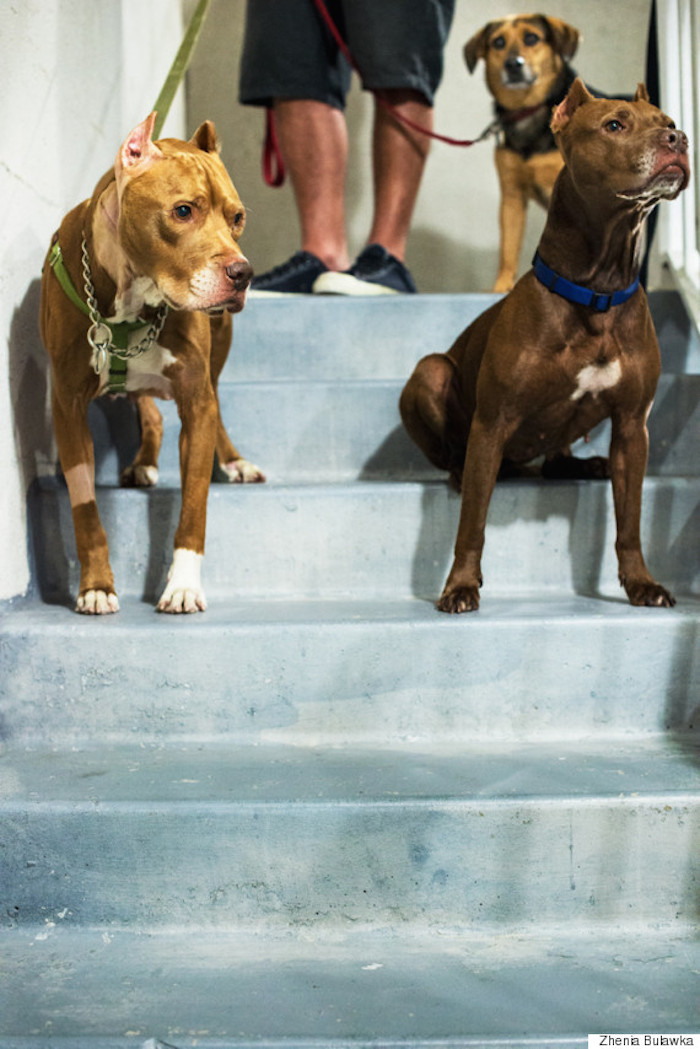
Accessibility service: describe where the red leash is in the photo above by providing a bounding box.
[263,0,491,186]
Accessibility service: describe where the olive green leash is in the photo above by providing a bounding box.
[48,0,211,393]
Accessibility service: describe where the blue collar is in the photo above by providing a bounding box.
[532,251,640,312]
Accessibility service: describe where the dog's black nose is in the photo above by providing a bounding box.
[505,54,525,73]
[226,260,253,291]
[663,128,688,154]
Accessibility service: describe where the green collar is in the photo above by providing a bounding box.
[48,239,167,393]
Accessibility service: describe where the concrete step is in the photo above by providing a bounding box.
[27,476,700,604]
[226,290,700,380]
[2,739,698,930]
[87,371,700,486]
[1,595,697,747]
[0,926,698,1048]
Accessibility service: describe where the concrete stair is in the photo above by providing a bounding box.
[1,291,699,1048]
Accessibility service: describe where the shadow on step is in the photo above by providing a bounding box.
[25,477,177,607]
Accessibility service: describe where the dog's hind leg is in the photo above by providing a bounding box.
[399,353,469,489]
[209,313,265,484]
[121,395,163,488]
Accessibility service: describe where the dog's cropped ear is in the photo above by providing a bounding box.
[116,113,164,187]
[463,23,497,73]
[551,78,595,133]
[191,120,221,153]
[538,16,580,60]
[634,83,651,102]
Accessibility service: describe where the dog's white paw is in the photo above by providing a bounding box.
[157,549,207,614]
[76,589,120,615]
[121,464,159,488]
[219,458,266,484]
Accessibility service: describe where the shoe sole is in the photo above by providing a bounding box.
[248,289,313,298]
[312,272,402,296]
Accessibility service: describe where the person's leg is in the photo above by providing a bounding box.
[369,89,434,262]
[273,98,350,272]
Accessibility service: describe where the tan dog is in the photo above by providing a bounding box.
[40,114,264,615]
[400,81,689,613]
[465,14,580,293]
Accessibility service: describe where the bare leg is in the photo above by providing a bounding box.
[274,98,350,271]
[369,89,433,261]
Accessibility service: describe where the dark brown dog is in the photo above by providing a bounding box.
[41,114,264,615]
[465,14,580,293]
[400,81,689,613]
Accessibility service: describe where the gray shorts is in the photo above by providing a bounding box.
[239,0,456,109]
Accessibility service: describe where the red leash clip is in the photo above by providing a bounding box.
[263,108,286,187]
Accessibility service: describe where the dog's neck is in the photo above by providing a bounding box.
[537,167,650,293]
[86,178,165,324]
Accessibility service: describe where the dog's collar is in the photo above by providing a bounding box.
[532,252,640,312]
[499,102,548,125]
[48,239,168,392]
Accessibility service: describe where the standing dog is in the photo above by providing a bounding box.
[400,81,689,613]
[465,14,580,293]
[40,114,264,615]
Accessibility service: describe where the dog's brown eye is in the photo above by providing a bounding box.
[606,120,624,133]
[491,35,506,50]
[523,32,540,45]
[234,211,244,226]
[174,204,193,220]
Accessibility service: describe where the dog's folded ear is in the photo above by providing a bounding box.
[538,16,580,60]
[190,121,221,154]
[463,22,497,73]
[551,78,595,133]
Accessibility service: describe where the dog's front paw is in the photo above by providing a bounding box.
[437,585,481,614]
[157,549,207,614]
[493,274,515,295]
[624,580,676,608]
[76,589,120,615]
[121,464,159,487]
[218,457,266,484]
[157,585,207,614]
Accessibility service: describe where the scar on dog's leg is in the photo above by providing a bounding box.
[400,354,467,489]
[121,395,163,487]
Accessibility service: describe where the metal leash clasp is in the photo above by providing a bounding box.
[87,321,113,374]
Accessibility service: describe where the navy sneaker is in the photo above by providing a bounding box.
[250,251,328,295]
[313,243,417,295]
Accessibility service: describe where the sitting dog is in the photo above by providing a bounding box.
[400,81,689,613]
[40,114,264,615]
[465,13,581,293]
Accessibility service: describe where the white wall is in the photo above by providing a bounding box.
[187,0,654,293]
[0,0,185,601]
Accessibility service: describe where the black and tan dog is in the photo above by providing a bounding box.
[400,81,689,614]
[465,13,581,292]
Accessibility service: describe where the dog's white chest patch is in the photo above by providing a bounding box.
[95,340,177,398]
[571,358,622,402]
[125,341,177,397]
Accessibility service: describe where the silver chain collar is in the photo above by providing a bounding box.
[81,238,169,375]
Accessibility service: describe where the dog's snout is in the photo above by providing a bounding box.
[505,53,525,73]
[226,259,253,291]
[662,127,688,154]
